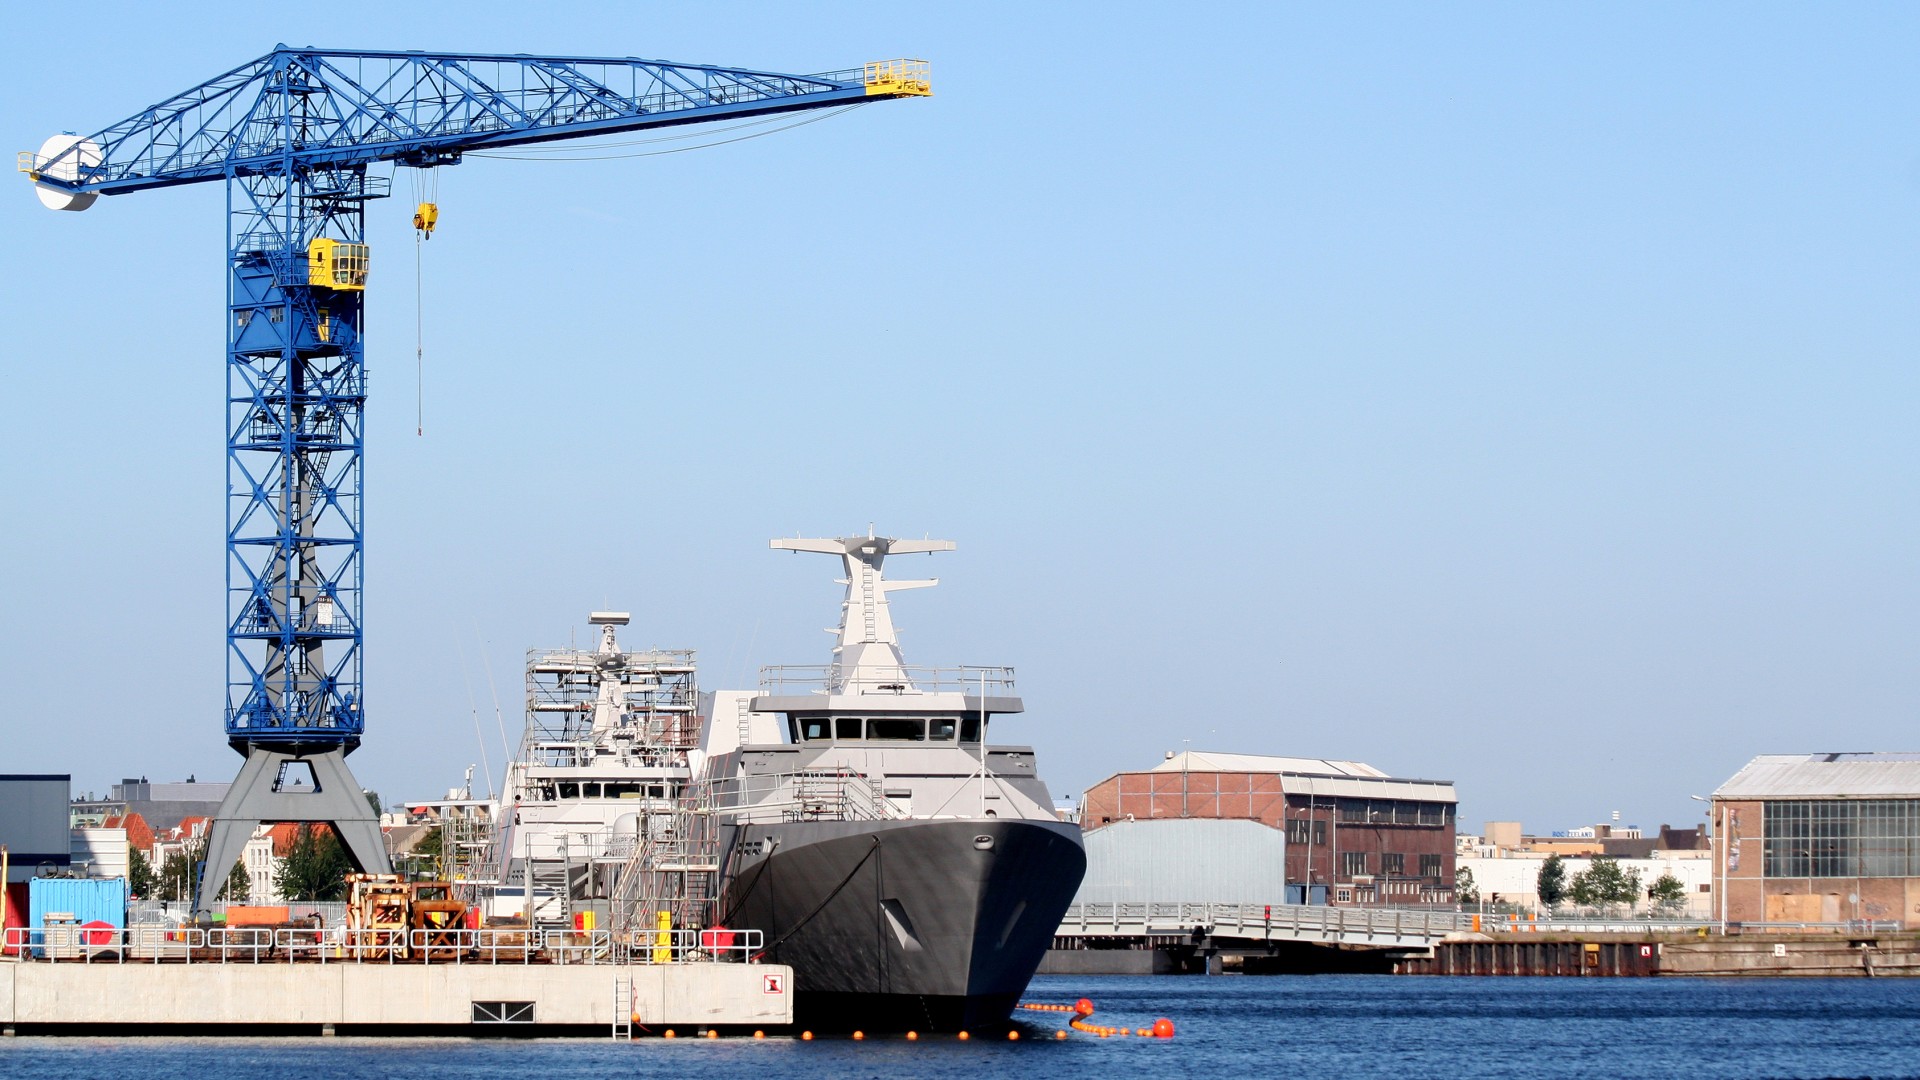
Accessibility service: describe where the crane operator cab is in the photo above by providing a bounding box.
[307,236,370,291]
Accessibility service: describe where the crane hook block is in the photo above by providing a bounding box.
[308,237,370,291]
[413,202,438,238]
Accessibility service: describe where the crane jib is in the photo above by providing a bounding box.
[19,51,926,197]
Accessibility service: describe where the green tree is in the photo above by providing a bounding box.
[1537,854,1567,909]
[274,825,354,901]
[1569,856,1641,913]
[1455,865,1481,905]
[128,847,157,899]
[408,825,445,880]
[155,842,247,903]
[1648,872,1688,916]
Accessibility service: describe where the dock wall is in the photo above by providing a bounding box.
[0,962,792,1033]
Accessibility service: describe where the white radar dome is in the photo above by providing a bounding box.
[32,134,102,212]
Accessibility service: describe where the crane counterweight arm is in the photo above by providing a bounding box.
[19,49,929,198]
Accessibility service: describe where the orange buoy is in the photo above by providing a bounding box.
[1056,1030,1068,1039]
[852,1031,865,1041]
[957,1031,970,1041]
[753,1030,765,1039]
[1008,1031,1019,1041]
[907,1031,919,1041]
[705,1029,718,1039]
[1074,997,1095,1016]
[801,1031,814,1040]
[663,1030,676,1039]
[1152,1017,1175,1038]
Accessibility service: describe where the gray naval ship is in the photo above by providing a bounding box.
[693,532,1086,1032]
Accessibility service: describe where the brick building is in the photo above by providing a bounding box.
[1080,751,1458,905]
[1710,752,1920,930]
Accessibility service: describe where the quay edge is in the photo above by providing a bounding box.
[0,962,792,1035]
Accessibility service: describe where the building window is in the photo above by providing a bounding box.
[1288,818,1309,844]
[1382,853,1404,875]
[1762,799,1920,879]
[1336,888,1352,903]
[1313,820,1326,845]
[1342,851,1367,877]
[1420,854,1443,879]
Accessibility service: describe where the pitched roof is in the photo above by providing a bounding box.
[1715,753,1920,800]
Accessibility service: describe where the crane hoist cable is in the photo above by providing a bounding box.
[411,168,439,436]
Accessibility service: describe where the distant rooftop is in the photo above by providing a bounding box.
[1146,750,1454,802]
[1151,751,1387,777]
[1715,752,1920,800]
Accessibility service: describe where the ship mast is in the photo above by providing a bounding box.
[772,529,954,693]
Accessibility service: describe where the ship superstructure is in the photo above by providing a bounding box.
[675,532,1086,1031]
[488,612,699,926]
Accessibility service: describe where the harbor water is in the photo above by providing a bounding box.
[3,973,1918,1078]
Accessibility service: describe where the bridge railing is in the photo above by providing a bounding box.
[1056,902,1478,941]
[1056,902,1735,941]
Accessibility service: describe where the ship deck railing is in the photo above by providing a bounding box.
[758,664,1015,696]
[693,767,904,825]
[2,925,764,966]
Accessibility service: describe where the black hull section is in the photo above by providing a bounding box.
[718,817,1085,1032]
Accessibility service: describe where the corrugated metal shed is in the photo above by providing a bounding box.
[1072,818,1286,905]
[1152,751,1385,777]
[1282,776,1458,802]
[28,877,127,928]
[1715,753,1920,799]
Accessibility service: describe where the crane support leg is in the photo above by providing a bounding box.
[194,743,390,918]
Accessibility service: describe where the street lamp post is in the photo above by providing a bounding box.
[1689,795,1725,934]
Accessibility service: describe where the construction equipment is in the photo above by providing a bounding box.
[346,873,469,959]
[18,48,929,918]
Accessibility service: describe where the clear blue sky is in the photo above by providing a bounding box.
[3,2,1916,835]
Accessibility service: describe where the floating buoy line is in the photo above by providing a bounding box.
[643,996,1174,1041]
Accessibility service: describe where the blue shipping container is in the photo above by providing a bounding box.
[28,877,128,929]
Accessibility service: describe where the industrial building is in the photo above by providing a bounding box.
[1,775,72,883]
[1709,752,1920,930]
[71,777,229,833]
[1078,751,1458,906]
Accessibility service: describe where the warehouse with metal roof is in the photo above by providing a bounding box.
[1708,752,1920,930]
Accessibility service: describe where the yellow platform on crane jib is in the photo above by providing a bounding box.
[865,59,931,97]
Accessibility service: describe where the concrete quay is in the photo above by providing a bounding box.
[0,961,793,1035]
[1404,933,1920,977]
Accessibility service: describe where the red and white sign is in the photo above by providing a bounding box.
[763,973,785,995]
[1639,945,1653,958]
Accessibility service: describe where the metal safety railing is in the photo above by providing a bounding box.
[758,663,1014,696]
[1056,902,1478,943]
[698,767,903,825]
[3,924,763,965]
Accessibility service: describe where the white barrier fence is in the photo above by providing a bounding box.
[3,925,763,966]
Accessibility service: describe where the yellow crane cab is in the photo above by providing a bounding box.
[307,237,370,291]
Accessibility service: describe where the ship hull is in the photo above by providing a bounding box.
[718,816,1085,1032]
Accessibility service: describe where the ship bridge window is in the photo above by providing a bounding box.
[601,782,641,798]
[836,716,863,740]
[928,717,957,741]
[798,718,832,741]
[867,718,926,742]
[960,717,982,743]
[583,782,601,798]
[557,782,579,800]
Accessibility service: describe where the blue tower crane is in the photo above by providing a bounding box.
[19,47,929,914]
